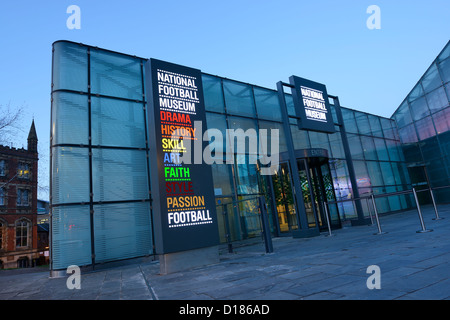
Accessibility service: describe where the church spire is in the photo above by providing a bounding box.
[27,120,38,153]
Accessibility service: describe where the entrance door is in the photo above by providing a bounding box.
[297,158,341,231]
[408,166,431,204]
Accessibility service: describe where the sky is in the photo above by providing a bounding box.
[0,0,449,200]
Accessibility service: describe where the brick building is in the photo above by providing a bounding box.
[0,121,40,269]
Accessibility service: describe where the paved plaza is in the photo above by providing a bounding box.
[1,204,450,300]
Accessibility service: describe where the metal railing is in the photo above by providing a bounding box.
[217,196,273,254]
[323,185,449,236]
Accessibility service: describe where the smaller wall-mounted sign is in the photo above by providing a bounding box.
[289,76,335,134]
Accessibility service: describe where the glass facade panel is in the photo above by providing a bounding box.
[51,205,92,270]
[368,115,383,137]
[398,123,418,144]
[223,80,256,117]
[92,149,149,202]
[342,108,358,133]
[380,162,396,186]
[203,74,225,113]
[373,138,389,161]
[254,88,282,121]
[426,87,448,113]
[408,84,424,103]
[440,58,450,83]
[90,49,143,100]
[52,147,89,204]
[410,97,430,121]
[355,112,372,135]
[51,92,89,146]
[361,136,378,161]
[290,125,310,150]
[91,97,146,148]
[366,161,384,187]
[309,131,331,154]
[415,116,436,141]
[394,101,413,128]
[94,202,152,263]
[329,130,345,159]
[381,118,396,140]
[433,107,450,134]
[258,120,288,153]
[52,42,88,92]
[421,63,442,93]
[347,134,364,159]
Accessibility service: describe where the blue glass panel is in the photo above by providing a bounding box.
[426,87,449,114]
[202,74,225,113]
[408,84,424,103]
[394,101,413,129]
[398,123,418,144]
[258,120,288,153]
[223,80,256,117]
[347,134,364,159]
[52,147,90,205]
[373,138,389,161]
[342,108,358,134]
[422,64,442,93]
[380,162,395,185]
[51,92,89,146]
[440,58,450,83]
[410,97,430,121]
[53,42,88,92]
[381,118,395,140]
[284,94,296,117]
[51,205,91,270]
[92,149,149,202]
[290,125,310,150]
[415,116,436,141]
[366,161,384,187]
[355,112,372,135]
[91,97,146,148]
[90,49,143,100]
[361,136,378,160]
[368,115,383,137]
[94,202,152,263]
[432,106,450,135]
[385,139,401,161]
[254,88,282,121]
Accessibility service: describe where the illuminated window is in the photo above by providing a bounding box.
[17,189,29,207]
[17,163,30,179]
[16,219,29,248]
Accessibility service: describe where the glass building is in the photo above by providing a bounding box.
[50,40,447,271]
[392,41,450,204]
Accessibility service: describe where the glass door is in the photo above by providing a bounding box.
[297,158,341,231]
[271,162,298,234]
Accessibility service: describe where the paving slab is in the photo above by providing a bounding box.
[1,205,450,300]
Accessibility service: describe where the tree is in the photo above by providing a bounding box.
[0,103,25,144]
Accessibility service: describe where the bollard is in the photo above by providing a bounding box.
[323,202,334,237]
[429,188,444,221]
[259,196,273,253]
[413,188,433,233]
[371,195,387,235]
[366,197,374,225]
